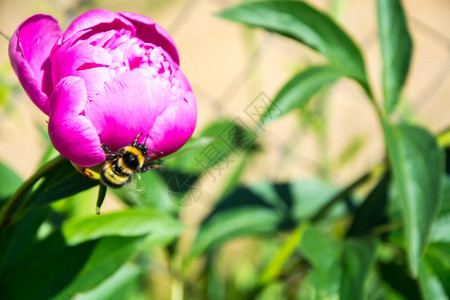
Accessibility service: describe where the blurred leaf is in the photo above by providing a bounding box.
[347,173,390,237]
[384,123,444,275]
[429,177,450,244]
[378,261,421,300]
[377,0,412,115]
[298,226,377,299]
[0,162,22,201]
[114,170,178,213]
[29,159,99,207]
[418,177,450,299]
[164,119,258,174]
[260,65,342,125]
[191,180,338,256]
[419,245,450,300]
[52,236,144,300]
[62,209,184,246]
[0,205,51,275]
[75,263,141,300]
[0,232,143,300]
[163,137,216,161]
[219,1,370,92]
[191,207,281,257]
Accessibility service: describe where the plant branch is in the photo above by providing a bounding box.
[0,155,67,227]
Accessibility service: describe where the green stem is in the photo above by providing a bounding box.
[0,155,67,227]
[171,253,184,300]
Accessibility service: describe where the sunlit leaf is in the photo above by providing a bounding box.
[377,0,413,115]
[219,0,370,92]
[75,263,141,300]
[384,123,444,276]
[62,209,185,246]
[260,65,342,125]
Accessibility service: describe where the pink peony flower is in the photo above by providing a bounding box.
[9,10,197,167]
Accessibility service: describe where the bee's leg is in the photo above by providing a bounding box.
[132,133,144,147]
[102,144,119,160]
[140,163,162,173]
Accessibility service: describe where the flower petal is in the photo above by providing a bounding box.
[9,14,62,115]
[84,69,168,152]
[149,69,197,157]
[48,76,105,167]
[60,9,135,44]
[119,11,180,65]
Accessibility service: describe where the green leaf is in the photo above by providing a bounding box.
[219,0,370,92]
[384,123,444,276]
[51,236,143,300]
[260,65,342,125]
[0,231,144,300]
[191,180,338,256]
[347,173,390,237]
[419,245,450,300]
[29,159,99,206]
[298,227,377,299]
[62,209,185,246]
[163,119,259,174]
[75,263,141,300]
[378,260,422,300]
[114,170,179,213]
[0,162,22,201]
[377,0,413,115]
[191,207,281,256]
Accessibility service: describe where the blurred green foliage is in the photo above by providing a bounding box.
[1,1,449,300]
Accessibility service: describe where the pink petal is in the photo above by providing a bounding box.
[9,14,62,115]
[51,33,111,98]
[60,9,135,45]
[84,69,168,152]
[149,69,197,156]
[48,76,105,167]
[120,11,180,65]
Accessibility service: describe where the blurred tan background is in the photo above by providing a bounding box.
[0,0,449,192]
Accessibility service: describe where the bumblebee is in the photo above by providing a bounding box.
[100,133,162,188]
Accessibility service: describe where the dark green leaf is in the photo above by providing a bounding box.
[191,207,281,256]
[384,123,444,275]
[347,173,390,237]
[298,227,377,299]
[29,159,98,206]
[62,209,184,246]
[0,205,51,275]
[0,161,22,201]
[51,236,144,300]
[191,180,338,256]
[260,65,342,125]
[378,0,413,115]
[378,260,421,300]
[219,0,370,92]
[0,232,143,300]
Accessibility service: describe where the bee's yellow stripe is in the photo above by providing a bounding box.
[117,158,133,174]
[123,146,144,165]
[103,164,129,187]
